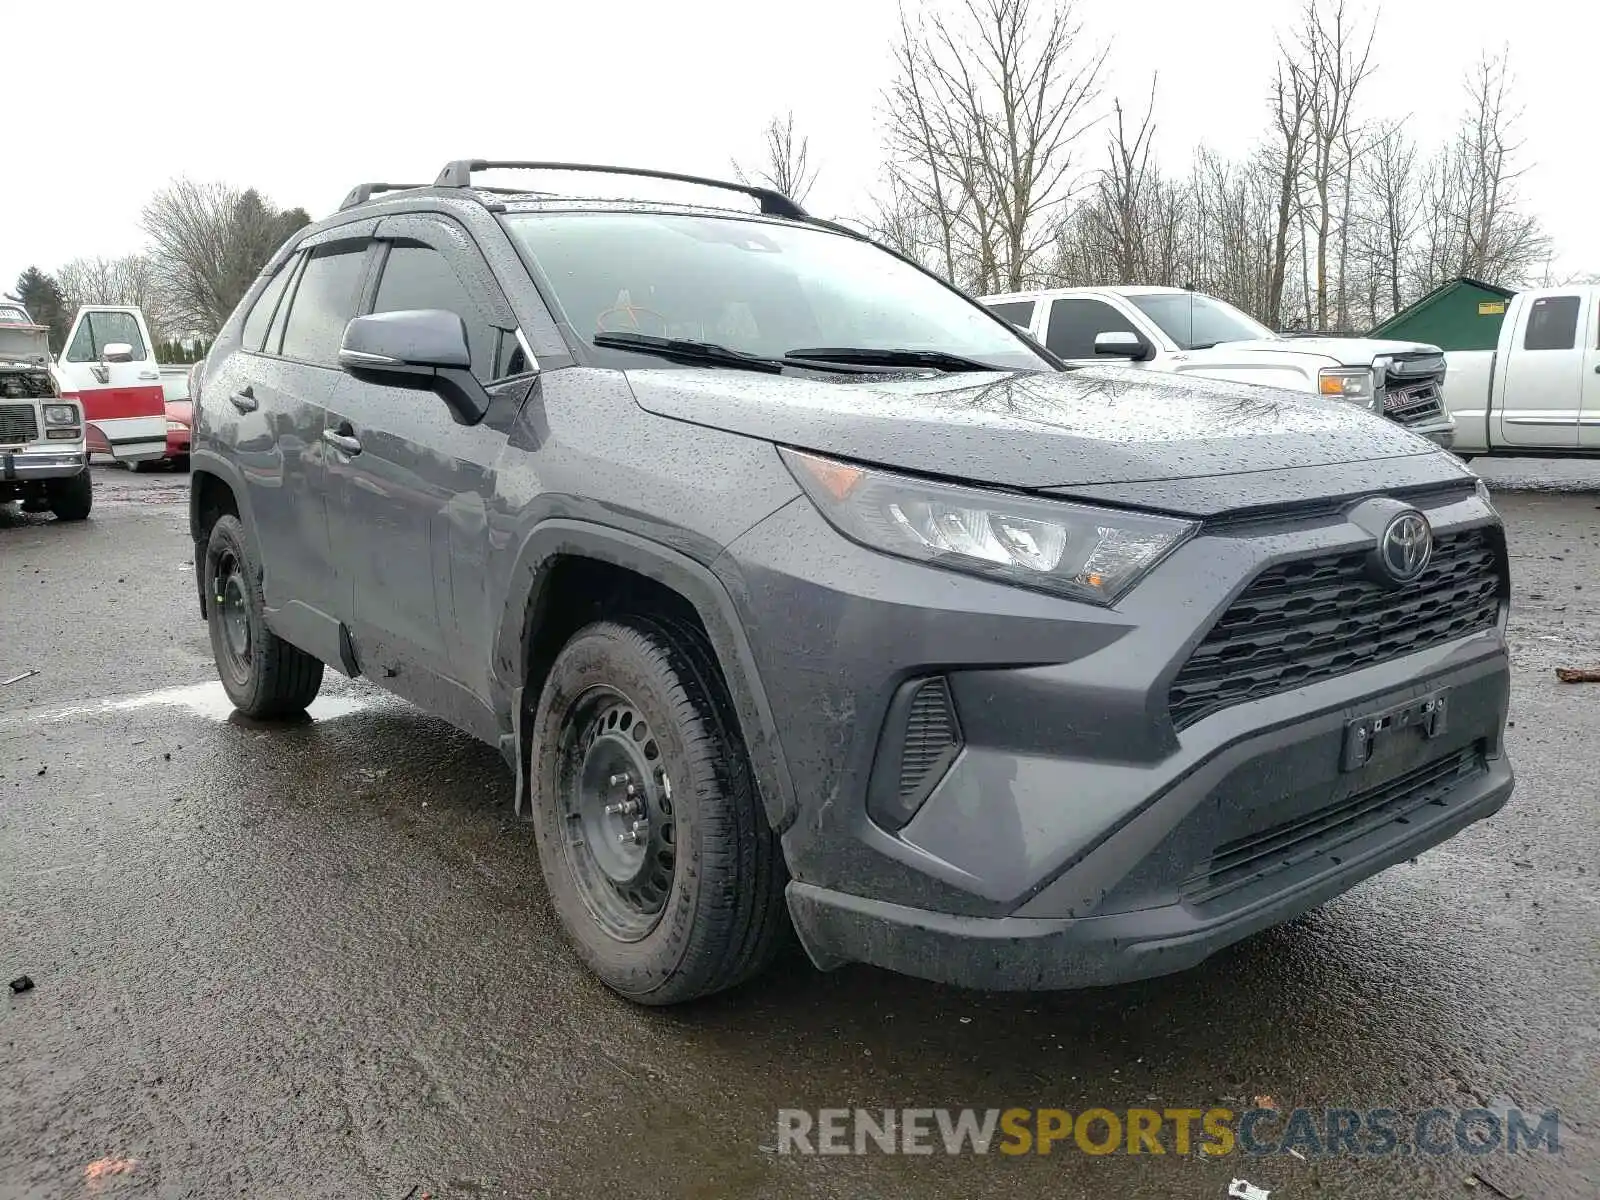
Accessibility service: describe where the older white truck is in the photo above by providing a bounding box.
[981,285,1456,449]
[0,303,92,520]
[1440,285,1600,458]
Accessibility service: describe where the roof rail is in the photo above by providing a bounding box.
[338,182,429,211]
[432,159,809,220]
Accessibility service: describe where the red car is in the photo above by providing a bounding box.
[164,397,191,463]
[128,396,190,471]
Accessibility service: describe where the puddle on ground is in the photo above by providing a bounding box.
[3,680,376,729]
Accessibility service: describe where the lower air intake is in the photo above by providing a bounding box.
[868,676,963,831]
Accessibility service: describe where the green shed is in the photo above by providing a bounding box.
[1369,276,1517,351]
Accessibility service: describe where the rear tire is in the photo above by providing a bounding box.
[47,471,93,521]
[204,514,323,717]
[528,617,789,1005]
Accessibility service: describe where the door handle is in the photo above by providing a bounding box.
[229,387,257,413]
[138,370,160,381]
[322,428,362,457]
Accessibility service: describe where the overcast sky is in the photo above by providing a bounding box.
[3,0,1594,297]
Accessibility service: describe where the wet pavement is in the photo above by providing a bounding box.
[2,462,1598,1199]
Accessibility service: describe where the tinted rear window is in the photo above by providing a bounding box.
[1523,296,1580,351]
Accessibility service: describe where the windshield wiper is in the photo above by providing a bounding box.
[592,332,785,374]
[783,346,1001,373]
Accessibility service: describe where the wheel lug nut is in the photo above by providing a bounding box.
[609,772,631,787]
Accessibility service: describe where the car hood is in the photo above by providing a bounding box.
[1210,336,1443,367]
[0,321,51,368]
[628,366,1468,515]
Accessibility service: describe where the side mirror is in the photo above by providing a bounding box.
[1094,331,1152,361]
[339,310,488,425]
[102,342,135,363]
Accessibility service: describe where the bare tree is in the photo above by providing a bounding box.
[1357,121,1421,318]
[732,112,820,206]
[141,179,310,336]
[56,255,165,330]
[1264,59,1312,325]
[1451,51,1549,283]
[880,0,1108,293]
[1294,0,1377,329]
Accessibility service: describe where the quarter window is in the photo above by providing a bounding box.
[372,243,498,381]
[279,244,369,366]
[1045,298,1141,360]
[242,261,296,353]
[1522,296,1580,351]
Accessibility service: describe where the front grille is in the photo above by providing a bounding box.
[899,678,960,803]
[1181,745,1487,905]
[1169,528,1502,729]
[1383,380,1445,425]
[0,403,40,445]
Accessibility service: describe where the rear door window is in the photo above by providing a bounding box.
[1045,298,1141,359]
[279,245,369,366]
[1523,296,1580,351]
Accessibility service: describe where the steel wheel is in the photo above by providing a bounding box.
[556,686,677,942]
[214,548,253,683]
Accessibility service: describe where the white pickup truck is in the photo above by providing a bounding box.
[981,285,1457,449]
[1440,285,1600,458]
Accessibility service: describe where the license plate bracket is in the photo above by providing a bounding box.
[1341,688,1449,772]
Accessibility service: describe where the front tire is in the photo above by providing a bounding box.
[204,514,323,717]
[47,471,93,521]
[528,618,789,1005]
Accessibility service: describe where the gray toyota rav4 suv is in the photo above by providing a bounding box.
[190,160,1513,1005]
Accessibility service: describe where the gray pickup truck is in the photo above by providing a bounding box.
[0,303,92,520]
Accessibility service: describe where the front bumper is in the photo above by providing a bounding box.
[718,484,1510,990]
[1396,413,1456,450]
[1,447,88,483]
[787,677,1511,989]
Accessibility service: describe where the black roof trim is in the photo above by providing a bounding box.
[432,159,808,220]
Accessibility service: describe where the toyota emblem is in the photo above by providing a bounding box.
[1378,511,1432,584]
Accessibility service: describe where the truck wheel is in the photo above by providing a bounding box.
[528,617,789,1005]
[47,471,93,521]
[204,514,323,717]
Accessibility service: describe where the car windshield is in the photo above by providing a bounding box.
[1128,292,1275,350]
[501,211,1050,372]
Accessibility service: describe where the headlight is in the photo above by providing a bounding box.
[166,420,189,432]
[781,448,1197,605]
[1318,367,1379,410]
[43,403,78,425]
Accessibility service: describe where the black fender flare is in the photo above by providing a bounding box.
[497,519,798,833]
[188,450,263,619]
